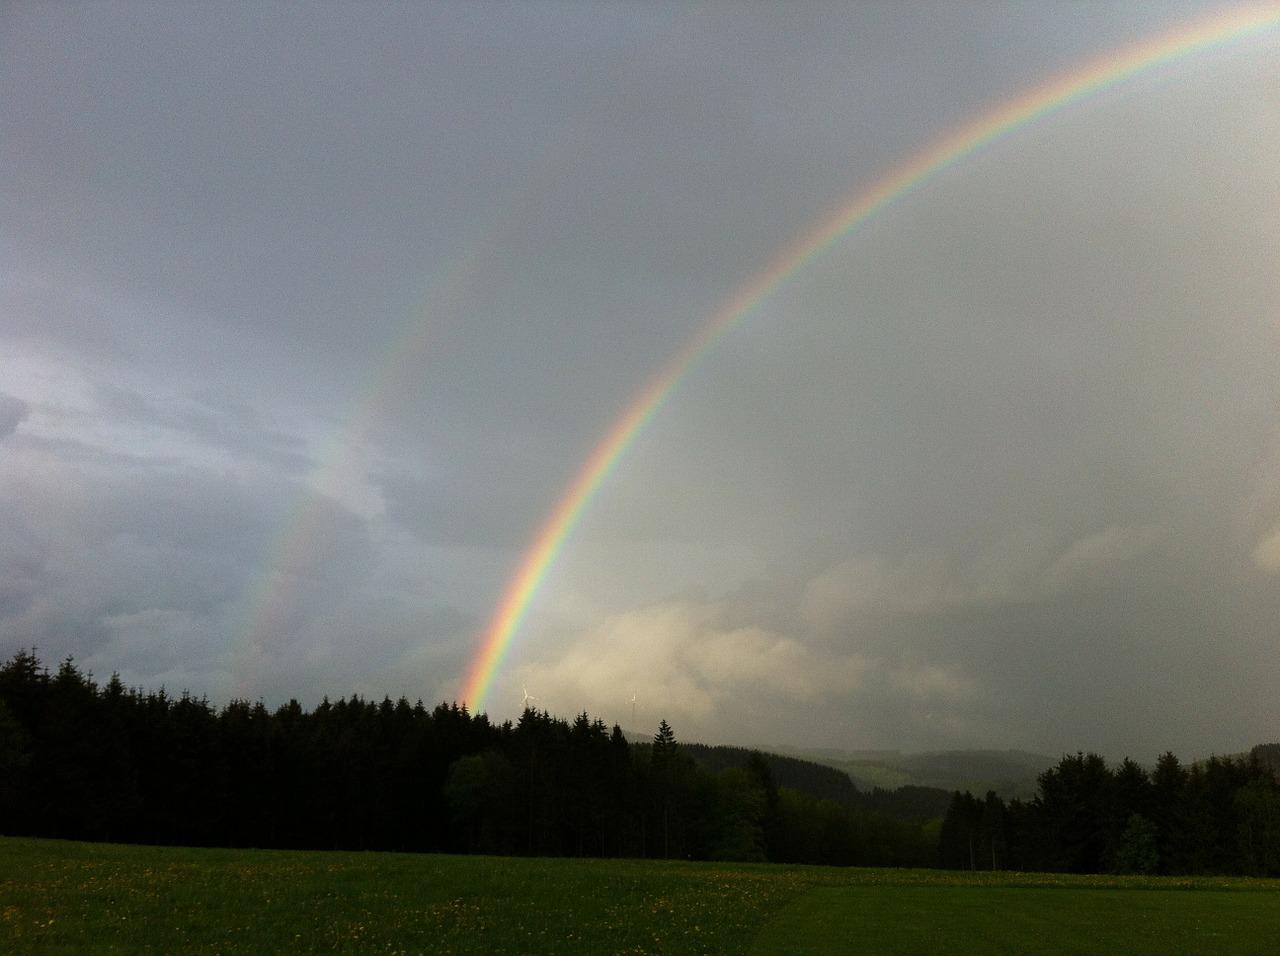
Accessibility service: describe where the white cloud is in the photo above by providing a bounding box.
[518,600,871,726]
[1253,526,1280,573]
[1243,427,1280,576]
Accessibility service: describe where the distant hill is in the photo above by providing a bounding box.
[627,726,1053,805]
[681,742,857,805]
[626,730,1277,824]
[679,742,953,821]
[777,747,1056,799]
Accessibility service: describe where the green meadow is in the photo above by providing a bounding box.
[4,837,1279,954]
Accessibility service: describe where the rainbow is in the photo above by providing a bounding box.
[459,5,1280,711]
[234,239,478,695]
[233,143,576,695]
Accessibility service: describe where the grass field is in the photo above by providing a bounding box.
[3,837,1279,954]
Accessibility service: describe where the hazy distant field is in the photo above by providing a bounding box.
[4,837,1279,954]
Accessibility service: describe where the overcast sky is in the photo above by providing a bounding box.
[3,1,1277,758]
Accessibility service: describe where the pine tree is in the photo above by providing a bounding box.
[651,720,677,857]
[653,719,676,754]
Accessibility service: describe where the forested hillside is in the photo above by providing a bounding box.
[0,651,934,866]
[4,649,1274,876]
[683,742,952,820]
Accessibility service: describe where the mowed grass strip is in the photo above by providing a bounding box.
[3,837,1279,954]
[750,885,1280,955]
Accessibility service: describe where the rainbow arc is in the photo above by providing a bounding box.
[459,6,1280,712]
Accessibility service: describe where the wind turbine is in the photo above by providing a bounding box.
[522,685,537,711]
[630,691,637,727]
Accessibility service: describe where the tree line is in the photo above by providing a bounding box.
[941,749,1280,876]
[7,650,1273,874]
[0,651,934,866]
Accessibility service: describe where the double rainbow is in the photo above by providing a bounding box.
[459,5,1279,711]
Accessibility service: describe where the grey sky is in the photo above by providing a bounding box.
[2,1,1277,759]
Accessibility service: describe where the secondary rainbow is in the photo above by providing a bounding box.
[460,5,1280,711]
[233,144,576,694]
[233,243,475,695]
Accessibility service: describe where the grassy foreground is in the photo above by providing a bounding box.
[3,837,1279,954]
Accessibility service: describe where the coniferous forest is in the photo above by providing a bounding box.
[939,747,1280,876]
[0,651,934,865]
[2,650,1277,875]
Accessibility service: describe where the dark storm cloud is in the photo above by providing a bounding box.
[0,501,44,618]
[0,442,373,682]
[0,393,28,439]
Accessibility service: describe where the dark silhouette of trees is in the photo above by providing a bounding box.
[649,719,680,857]
[0,650,941,866]
[1252,743,1280,777]
[942,748,1280,876]
[6,650,1271,875]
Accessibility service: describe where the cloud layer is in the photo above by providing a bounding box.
[2,2,1277,757]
